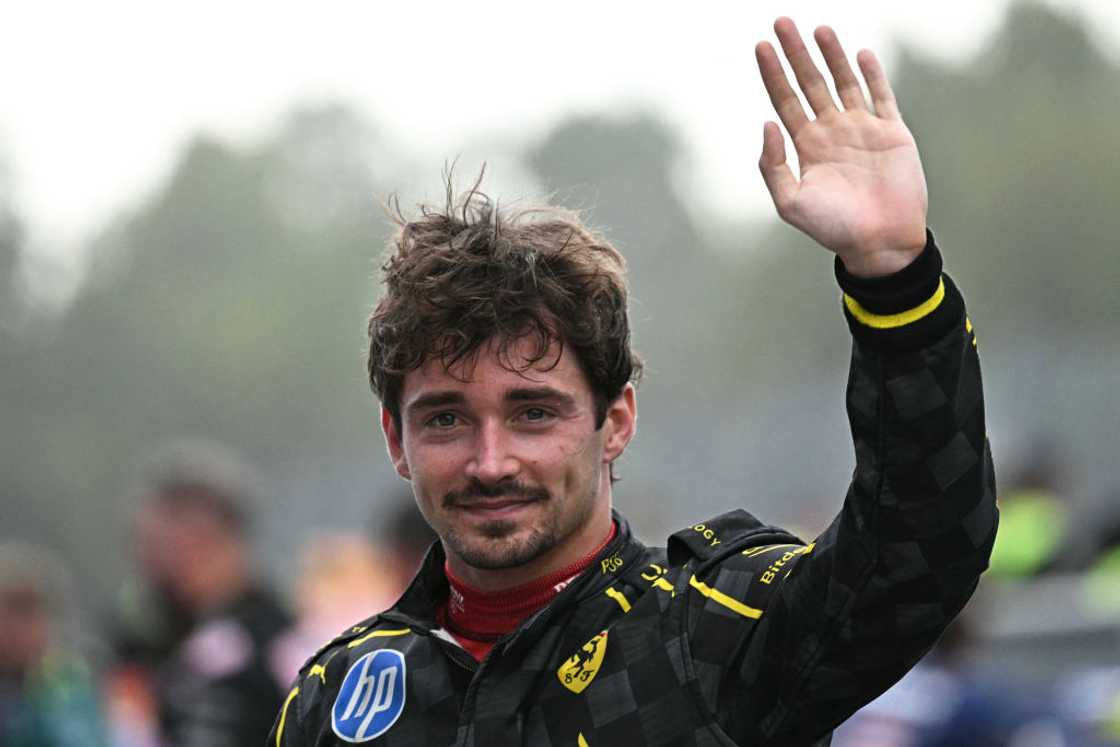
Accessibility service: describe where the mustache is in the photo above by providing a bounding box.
[443,479,550,508]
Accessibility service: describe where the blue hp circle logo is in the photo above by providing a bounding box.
[331,649,407,742]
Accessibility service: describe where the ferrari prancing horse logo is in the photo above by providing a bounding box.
[557,631,608,694]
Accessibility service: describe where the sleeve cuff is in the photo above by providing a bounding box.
[834,229,965,352]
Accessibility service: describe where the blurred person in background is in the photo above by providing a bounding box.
[1057,665,1120,747]
[376,493,439,593]
[271,496,438,681]
[107,439,293,747]
[270,532,397,682]
[988,439,1072,580]
[1079,489,1120,615]
[833,617,1076,747]
[0,541,108,747]
[105,483,198,747]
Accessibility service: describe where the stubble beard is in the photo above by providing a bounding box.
[444,518,556,570]
[440,476,598,571]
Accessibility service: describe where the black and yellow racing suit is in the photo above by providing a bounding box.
[270,233,997,746]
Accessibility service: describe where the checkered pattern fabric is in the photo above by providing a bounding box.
[270,238,995,746]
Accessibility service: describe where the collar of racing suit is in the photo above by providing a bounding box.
[376,509,649,659]
[441,520,619,645]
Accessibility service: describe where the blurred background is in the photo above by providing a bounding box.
[1,0,1118,744]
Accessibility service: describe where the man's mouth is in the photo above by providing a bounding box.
[451,496,544,521]
[444,481,549,512]
[457,498,536,511]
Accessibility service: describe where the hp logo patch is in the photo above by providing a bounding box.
[331,649,407,742]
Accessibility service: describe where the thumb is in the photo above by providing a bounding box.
[758,121,797,221]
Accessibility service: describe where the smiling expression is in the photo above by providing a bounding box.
[382,337,636,590]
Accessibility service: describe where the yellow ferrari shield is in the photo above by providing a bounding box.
[557,631,608,694]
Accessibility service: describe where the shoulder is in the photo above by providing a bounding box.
[280,617,415,733]
[660,511,811,629]
[665,509,805,571]
[286,618,414,716]
[299,616,413,693]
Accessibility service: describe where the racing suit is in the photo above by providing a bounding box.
[270,234,997,746]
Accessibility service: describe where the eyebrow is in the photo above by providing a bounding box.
[404,387,577,417]
[405,391,466,416]
[505,387,577,409]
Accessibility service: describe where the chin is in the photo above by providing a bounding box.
[452,526,554,571]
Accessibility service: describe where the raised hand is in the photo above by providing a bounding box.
[757,18,928,278]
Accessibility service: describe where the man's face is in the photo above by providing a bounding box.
[382,337,635,584]
[0,586,51,675]
[132,501,237,616]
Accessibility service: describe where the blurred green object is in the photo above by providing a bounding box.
[1107,685,1120,741]
[1080,545,1120,618]
[988,489,1067,578]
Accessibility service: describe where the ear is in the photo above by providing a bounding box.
[601,383,637,464]
[381,407,412,480]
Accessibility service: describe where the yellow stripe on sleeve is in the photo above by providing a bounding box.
[689,575,763,620]
[276,686,299,746]
[742,543,799,558]
[843,277,945,330]
[347,628,412,648]
[604,587,632,613]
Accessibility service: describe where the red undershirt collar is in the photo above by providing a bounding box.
[438,522,617,660]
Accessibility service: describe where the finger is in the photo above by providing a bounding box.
[755,41,809,137]
[774,16,838,116]
[814,26,868,112]
[857,49,902,120]
[758,121,798,220]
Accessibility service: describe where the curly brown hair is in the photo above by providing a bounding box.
[367,176,642,434]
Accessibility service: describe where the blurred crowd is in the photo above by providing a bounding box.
[1,439,434,747]
[3,437,1120,746]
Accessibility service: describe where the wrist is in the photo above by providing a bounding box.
[838,235,927,279]
[835,229,965,352]
[842,223,927,278]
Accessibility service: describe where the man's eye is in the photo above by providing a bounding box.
[428,413,458,428]
[522,407,551,422]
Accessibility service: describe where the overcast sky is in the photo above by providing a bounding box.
[3,0,1118,265]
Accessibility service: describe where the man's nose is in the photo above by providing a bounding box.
[465,420,519,484]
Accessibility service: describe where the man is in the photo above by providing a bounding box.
[122,440,293,747]
[271,18,996,746]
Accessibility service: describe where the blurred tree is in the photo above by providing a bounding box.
[895,0,1119,334]
[0,159,44,556]
[0,159,23,328]
[3,105,392,601]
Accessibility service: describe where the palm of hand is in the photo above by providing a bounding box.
[790,111,927,259]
